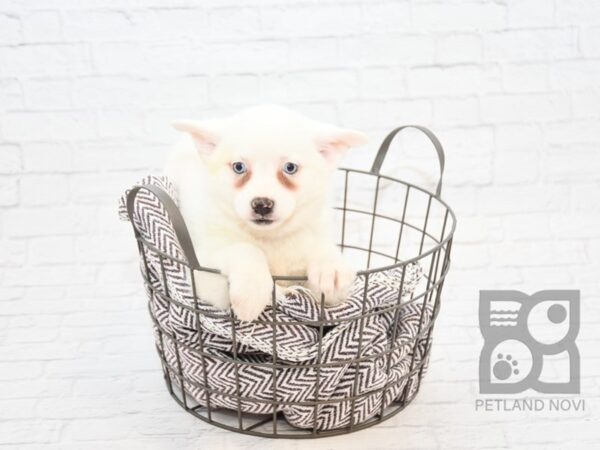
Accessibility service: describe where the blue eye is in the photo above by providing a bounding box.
[282,162,298,175]
[232,161,247,174]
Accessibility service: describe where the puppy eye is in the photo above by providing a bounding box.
[232,161,247,174]
[282,162,298,175]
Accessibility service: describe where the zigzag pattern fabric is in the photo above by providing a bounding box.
[119,176,433,430]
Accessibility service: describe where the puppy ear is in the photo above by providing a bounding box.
[171,119,226,157]
[314,125,368,165]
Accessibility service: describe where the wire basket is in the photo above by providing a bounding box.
[125,125,456,438]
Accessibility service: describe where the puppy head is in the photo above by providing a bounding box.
[172,105,367,234]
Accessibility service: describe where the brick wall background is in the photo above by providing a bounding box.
[1,0,599,448]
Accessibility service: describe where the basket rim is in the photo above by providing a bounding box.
[126,166,456,279]
[336,167,457,276]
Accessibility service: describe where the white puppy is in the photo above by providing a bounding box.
[165,104,368,321]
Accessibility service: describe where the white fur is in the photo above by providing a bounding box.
[165,104,368,321]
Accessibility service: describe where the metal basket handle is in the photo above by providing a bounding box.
[126,183,201,269]
[370,125,445,197]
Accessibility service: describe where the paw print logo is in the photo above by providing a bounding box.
[479,290,580,394]
[494,353,519,380]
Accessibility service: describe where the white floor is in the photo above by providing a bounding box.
[4,283,598,449]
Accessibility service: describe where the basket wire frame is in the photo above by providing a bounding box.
[127,126,456,438]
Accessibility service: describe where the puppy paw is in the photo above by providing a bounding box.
[307,259,356,305]
[229,268,274,322]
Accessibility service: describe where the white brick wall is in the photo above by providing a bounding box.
[1,0,599,448]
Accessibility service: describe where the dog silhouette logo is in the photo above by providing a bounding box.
[479,290,580,394]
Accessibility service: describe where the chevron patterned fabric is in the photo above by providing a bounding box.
[120,176,434,431]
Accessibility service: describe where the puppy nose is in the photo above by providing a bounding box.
[251,197,274,216]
